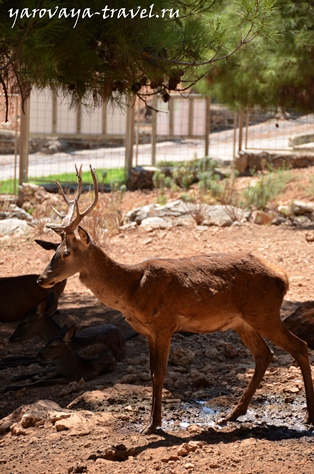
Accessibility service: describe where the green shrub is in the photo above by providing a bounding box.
[241,167,292,210]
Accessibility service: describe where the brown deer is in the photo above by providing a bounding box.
[37,165,314,434]
[4,325,117,390]
[0,240,66,323]
[9,293,129,361]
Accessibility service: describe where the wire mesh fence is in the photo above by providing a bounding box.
[0,94,20,194]
[1,89,314,195]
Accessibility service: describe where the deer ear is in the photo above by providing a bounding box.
[37,298,49,315]
[34,239,59,251]
[38,292,55,314]
[78,226,91,246]
[63,324,77,343]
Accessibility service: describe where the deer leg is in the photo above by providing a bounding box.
[3,376,72,392]
[11,366,54,382]
[225,323,273,421]
[142,334,172,435]
[260,321,314,424]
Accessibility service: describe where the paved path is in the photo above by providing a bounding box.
[0,116,313,182]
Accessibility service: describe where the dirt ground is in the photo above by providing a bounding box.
[1,169,314,473]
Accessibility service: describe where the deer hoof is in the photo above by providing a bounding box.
[304,414,314,425]
[141,422,158,435]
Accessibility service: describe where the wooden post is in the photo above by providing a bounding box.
[238,107,245,152]
[245,109,249,149]
[76,102,81,134]
[169,97,174,137]
[52,90,57,135]
[151,94,157,166]
[135,97,140,166]
[102,102,107,136]
[19,95,30,185]
[188,97,193,137]
[232,111,238,161]
[125,98,135,180]
[204,96,211,157]
[13,95,19,195]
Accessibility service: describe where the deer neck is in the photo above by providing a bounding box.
[78,243,140,313]
[55,344,81,374]
[41,316,61,341]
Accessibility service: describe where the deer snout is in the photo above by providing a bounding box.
[37,348,45,359]
[37,276,55,288]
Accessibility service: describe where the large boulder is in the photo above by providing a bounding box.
[0,218,31,235]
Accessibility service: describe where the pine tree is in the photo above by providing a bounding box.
[197,0,314,114]
[0,0,275,120]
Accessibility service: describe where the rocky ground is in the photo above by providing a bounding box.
[1,168,314,473]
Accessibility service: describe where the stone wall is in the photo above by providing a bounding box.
[235,151,314,174]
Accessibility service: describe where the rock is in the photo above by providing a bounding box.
[124,201,248,227]
[42,138,67,154]
[127,166,158,190]
[177,441,203,457]
[125,204,158,224]
[55,413,91,434]
[159,199,189,217]
[272,215,288,226]
[235,151,314,174]
[190,372,211,388]
[221,342,239,358]
[305,231,314,242]
[234,152,248,174]
[291,200,314,216]
[251,210,273,225]
[0,218,31,235]
[0,204,32,221]
[169,346,195,367]
[290,215,311,224]
[278,205,291,217]
[0,400,62,434]
[141,216,170,229]
[204,205,246,227]
[60,380,84,396]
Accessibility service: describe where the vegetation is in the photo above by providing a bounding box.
[0,1,275,120]
[152,159,293,212]
[0,168,125,195]
[241,167,292,211]
[196,1,314,115]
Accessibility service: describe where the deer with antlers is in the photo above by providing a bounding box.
[37,165,314,434]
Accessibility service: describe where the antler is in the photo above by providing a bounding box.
[47,164,98,234]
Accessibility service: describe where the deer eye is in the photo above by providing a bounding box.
[63,250,71,257]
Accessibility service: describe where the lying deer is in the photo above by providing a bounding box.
[9,293,129,361]
[0,240,66,323]
[36,165,314,434]
[4,325,117,390]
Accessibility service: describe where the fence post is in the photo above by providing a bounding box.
[238,107,245,152]
[188,97,194,137]
[52,90,57,134]
[19,95,30,185]
[232,112,238,160]
[205,96,211,157]
[76,102,82,135]
[151,94,158,166]
[245,109,249,149]
[125,98,135,181]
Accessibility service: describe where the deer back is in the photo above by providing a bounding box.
[0,275,66,323]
